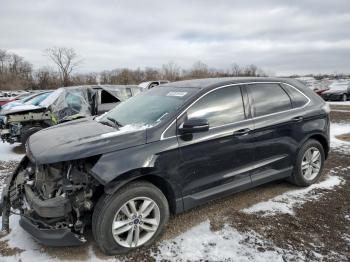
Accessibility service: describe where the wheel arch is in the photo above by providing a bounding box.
[301,133,329,159]
[103,168,180,214]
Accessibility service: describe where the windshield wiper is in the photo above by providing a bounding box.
[107,117,123,128]
[98,120,116,128]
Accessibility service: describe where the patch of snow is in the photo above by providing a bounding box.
[331,109,350,113]
[327,101,350,106]
[342,233,350,244]
[242,174,344,216]
[153,221,303,262]
[330,122,350,154]
[0,143,24,161]
[0,215,118,262]
[0,169,12,195]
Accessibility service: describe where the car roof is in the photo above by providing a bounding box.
[162,77,300,90]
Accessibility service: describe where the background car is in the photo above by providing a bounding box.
[0,85,140,144]
[0,91,31,106]
[321,80,350,101]
[138,80,170,90]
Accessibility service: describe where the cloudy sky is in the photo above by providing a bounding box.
[1,0,350,75]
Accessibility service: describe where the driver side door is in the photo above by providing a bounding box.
[177,85,255,210]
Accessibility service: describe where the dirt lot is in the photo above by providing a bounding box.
[0,104,349,261]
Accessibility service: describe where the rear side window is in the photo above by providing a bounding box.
[247,83,292,117]
[187,86,245,127]
[101,90,119,103]
[281,83,309,108]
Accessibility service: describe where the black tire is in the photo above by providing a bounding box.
[342,94,347,102]
[289,139,325,187]
[92,181,169,255]
[20,126,42,145]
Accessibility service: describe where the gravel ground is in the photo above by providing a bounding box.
[0,104,349,261]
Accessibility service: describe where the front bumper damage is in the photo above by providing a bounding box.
[19,217,83,246]
[1,156,98,246]
[1,124,21,144]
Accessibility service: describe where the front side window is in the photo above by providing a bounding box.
[186,86,245,127]
[247,84,292,117]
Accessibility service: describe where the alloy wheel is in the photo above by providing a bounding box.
[112,197,160,248]
[301,147,322,181]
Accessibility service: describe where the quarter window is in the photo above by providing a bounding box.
[247,84,292,117]
[186,86,245,127]
[281,83,309,108]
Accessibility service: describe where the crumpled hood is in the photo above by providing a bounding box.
[27,118,147,164]
[2,104,44,115]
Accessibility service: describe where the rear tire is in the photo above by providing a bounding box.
[92,181,169,255]
[289,139,325,187]
[342,94,347,101]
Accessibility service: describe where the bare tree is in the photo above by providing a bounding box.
[189,61,209,79]
[0,49,8,73]
[231,63,241,76]
[45,47,82,86]
[144,67,161,81]
[162,61,181,81]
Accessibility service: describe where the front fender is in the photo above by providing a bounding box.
[90,144,159,185]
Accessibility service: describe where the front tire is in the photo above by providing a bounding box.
[92,181,169,255]
[289,139,325,187]
[20,126,43,145]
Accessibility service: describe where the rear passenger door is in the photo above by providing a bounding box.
[245,83,298,185]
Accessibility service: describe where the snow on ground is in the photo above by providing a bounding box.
[327,101,350,106]
[242,171,346,216]
[153,220,303,262]
[0,215,117,262]
[330,122,350,154]
[0,143,23,162]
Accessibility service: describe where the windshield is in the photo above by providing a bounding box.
[99,87,194,127]
[24,92,52,106]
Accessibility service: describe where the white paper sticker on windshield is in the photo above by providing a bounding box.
[166,92,187,97]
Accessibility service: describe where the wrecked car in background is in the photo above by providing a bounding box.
[138,80,170,90]
[0,85,140,144]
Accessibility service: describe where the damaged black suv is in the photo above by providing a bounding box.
[1,78,330,255]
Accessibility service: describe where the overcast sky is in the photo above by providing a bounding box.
[1,0,350,75]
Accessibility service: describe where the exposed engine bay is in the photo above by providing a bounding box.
[1,157,101,245]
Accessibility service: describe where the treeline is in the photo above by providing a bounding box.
[0,48,269,90]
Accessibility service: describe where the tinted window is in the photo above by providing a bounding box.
[101,90,119,103]
[247,84,292,117]
[281,83,309,108]
[187,86,245,127]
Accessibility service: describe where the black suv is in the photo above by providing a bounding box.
[1,78,330,255]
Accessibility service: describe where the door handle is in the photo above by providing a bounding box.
[291,116,303,122]
[233,128,251,136]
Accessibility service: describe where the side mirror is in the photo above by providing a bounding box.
[179,118,209,134]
